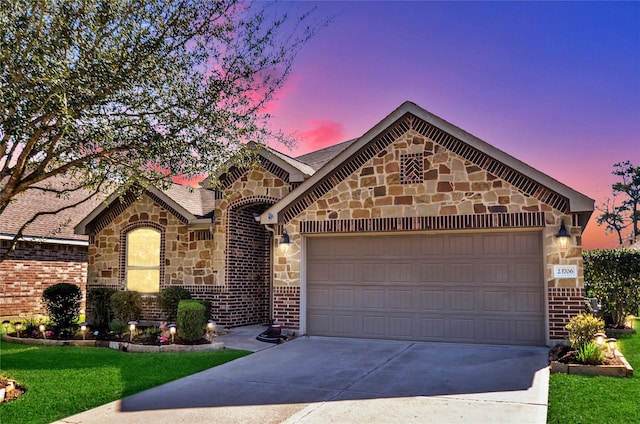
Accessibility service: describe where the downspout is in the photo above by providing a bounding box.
[263,222,276,324]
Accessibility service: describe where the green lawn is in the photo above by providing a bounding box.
[0,341,251,424]
[547,319,640,424]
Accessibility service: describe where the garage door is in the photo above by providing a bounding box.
[306,232,545,346]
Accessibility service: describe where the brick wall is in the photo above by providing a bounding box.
[273,286,300,329]
[548,287,586,341]
[0,240,87,317]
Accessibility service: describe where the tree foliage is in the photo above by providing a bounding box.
[1,0,316,253]
[42,282,82,330]
[583,249,640,327]
[597,161,640,246]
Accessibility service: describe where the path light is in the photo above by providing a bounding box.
[555,220,571,249]
[14,322,22,338]
[168,323,176,344]
[80,322,88,341]
[2,320,9,333]
[279,229,291,254]
[594,333,606,346]
[128,321,137,342]
[607,338,617,354]
[207,320,216,341]
[39,324,46,339]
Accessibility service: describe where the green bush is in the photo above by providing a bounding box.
[576,342,606,365]
[87,287,116,330]
[157,286,192,321]
[109,291,142,322]
[199,300,212,321]
[177,300,206,342]
[566,313,605,350]
[584,249,640,327]
[42,283,82,330]
[108,321,128,336]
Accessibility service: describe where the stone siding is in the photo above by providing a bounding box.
[273,128,585,341]
[0,240,87,317]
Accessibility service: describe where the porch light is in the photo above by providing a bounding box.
[594,333,606,346]
[39,324,47,339]
[279,229,291,254]
[169,323,176,344]
[555,220,571,249]
[128,321,137,342]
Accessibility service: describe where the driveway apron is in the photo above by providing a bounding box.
[58,336,549,424]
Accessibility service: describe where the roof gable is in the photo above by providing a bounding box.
[261,101,594,225]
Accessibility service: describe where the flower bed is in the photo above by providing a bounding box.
[549,344,634,377]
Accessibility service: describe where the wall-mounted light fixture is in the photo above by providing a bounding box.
[556,220,571,249]
[279,229,291,254]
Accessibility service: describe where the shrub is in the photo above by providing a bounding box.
[199,300,212,321]
[157,286,192,321]
[42,283,82,330]
[566,313,605,349]
[108,321,128,336]
[177,300,206,342]
[87,287,116,330]
[576,342,606,365]
[110,291,142,322]
[584,249,640,327]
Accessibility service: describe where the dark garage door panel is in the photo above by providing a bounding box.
[306,232,545,346]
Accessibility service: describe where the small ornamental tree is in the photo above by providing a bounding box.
[584,249,640,327]
[42,283,82,330]
[157,286,192,322]
[87,287,116,330]
[110,291,142,323]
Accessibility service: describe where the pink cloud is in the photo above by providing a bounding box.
[293,119,346,155]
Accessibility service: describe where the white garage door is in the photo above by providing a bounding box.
[306,232,545,346]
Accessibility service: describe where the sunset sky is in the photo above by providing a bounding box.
[261,1,639,250]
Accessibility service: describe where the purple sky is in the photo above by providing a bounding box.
[263,1,640,249]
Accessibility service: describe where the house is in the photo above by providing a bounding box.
[75,102,594,346]
[0,177,103,317]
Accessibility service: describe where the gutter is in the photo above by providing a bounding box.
[0,234,89,247]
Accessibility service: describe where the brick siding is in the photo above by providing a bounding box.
[0,240,87,317]
[548,287,586,340]
[273,286,300,329]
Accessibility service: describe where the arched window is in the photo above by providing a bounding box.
[126,228,161,293]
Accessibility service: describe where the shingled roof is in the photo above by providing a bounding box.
[0,176,105,242]
[295,139,357,171]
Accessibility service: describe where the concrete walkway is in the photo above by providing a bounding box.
[58,329,549,424]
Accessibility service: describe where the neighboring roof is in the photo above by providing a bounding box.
[74,183,215,235]
[261,101,595,225]
[0,176,105,242]
[295,139,358,171]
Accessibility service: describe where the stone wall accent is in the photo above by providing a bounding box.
[273,286,300,329]
[0,240,87,317]
[549,287,586,340]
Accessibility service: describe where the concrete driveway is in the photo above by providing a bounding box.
[58,333,549,424]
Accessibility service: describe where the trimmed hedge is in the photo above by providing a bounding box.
[157,286,192,321]
[110,291,142,322]
[42,283,82,330]
[177,300,206,342]
[584,249,640,327]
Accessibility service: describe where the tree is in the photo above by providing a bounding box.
[596,161,640,245]
[1,0,316,257]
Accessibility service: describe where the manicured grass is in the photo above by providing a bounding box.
[547,319,640,424]
[0,341,251,424]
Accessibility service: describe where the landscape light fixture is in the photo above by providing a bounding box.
[39,324,46,339]
[555,220,571,249]
[594,333,606,346]
[2,320,9,333]
[80,322,88,340]
[128,321,138,342]
[279,229,291,254]
[607,338,617,353]
[14,322,22,338]
[169,323,177,344]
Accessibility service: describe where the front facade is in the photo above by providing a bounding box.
[76,102,594,346]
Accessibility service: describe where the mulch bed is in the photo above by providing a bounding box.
[548,344,624,366]
[0,378,26,403]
